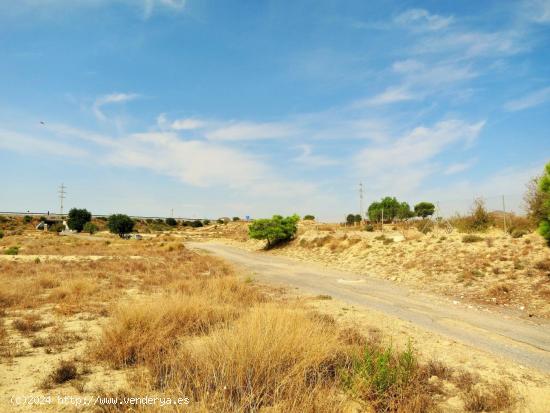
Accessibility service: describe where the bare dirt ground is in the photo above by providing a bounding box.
[1,222,548,412]
[192,221,550,319]
[188,240,550,412]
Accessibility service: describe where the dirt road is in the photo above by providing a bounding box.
[188,241,550,373]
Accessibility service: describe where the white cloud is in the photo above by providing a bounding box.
[444,159,476,175]
[293,145,338,168]
[504,86,550,111]
[171,118,205,130]
[92,92,139,121]
[355,120,485,195]
[143,0,186,19]
[524,0,550,23]
[362,86,415,106]
[394,9,453,31]
[413,31,526,58]
[0,0,186,20]
[0,129,87,157]
[205,121,298,141]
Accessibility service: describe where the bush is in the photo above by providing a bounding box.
[67,208,92,232]
[83,222,98,234]
[107,214,135,238]
[303,215,315,221]
[524,175,549,226]
[203,219,211,226]
[23,215,33,223]
[0,230,3,239]
[537,162,550,245]
[462,235,484,243]
[414,202,435,218]
[49,222,64,233]
[249,214,299,248]
[364,224,374,232]
[4,246,19,255]
[165,217,177,227]
[190,220,203,228]
[232,217,240,221]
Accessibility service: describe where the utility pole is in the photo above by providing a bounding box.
[502,195,507,234]
[359,182,364,222]
[58,183,67,216]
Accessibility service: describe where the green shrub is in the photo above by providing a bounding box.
[165,217,177,226]
[67,208,92,232]
[190,220,203,228]
[364,224,374,232]
[510,229,529,238]
[537,162,550,245]
[303,215,315,221]
[462,234,484,243]
[232,217,240,221]
[23,215,33,223]
[49,222,64,233]
[341,341,420,411]
[83,222,98,234]
[4,246,19,255]
[249,214,299,248]
[107,214,135,237]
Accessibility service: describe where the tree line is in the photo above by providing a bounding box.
[346,198,435,225]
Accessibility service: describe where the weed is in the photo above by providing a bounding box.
[4,246,19,255]
[462,235,484,243]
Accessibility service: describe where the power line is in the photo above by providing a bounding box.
[58,183,67,216]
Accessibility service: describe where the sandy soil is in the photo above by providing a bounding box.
[197,222,550,319]
[190,240,550,413]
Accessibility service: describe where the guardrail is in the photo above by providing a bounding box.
[0,212,207,221]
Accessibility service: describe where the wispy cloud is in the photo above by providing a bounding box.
[394,9,453,31]
[444,159,476,175]
[171,118,205,130]
[362,86,415,106]
[504,86,550,111]
[293,144,338,168]
[355,119,485,195]
[0,129,87,158]
[92,92,139,121]
[205,121,298,141]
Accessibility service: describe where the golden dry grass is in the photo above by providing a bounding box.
[0,230,523,412]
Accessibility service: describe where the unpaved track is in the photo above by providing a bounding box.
[188,241,550,373]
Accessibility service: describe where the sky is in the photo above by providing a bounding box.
[0,0,549,221]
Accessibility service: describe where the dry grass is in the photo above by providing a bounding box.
[148,305,351,412]
[12,314,45,335]
[0,230,526,412]
[94,295,239,368]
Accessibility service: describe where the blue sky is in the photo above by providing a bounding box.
[1,0,549,220]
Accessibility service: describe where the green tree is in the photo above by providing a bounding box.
[368,197,401,222]
[232,217,241,221]
[303,215,315,221]
[537,162,550,245]
[414,202,435,218]
[397,202,414,220]
[165,217,177,226]
[346,214,356,226]
[249,214,299,248]
[368,202,382,222]
[107,214,135,237]
[67,208,92,232]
